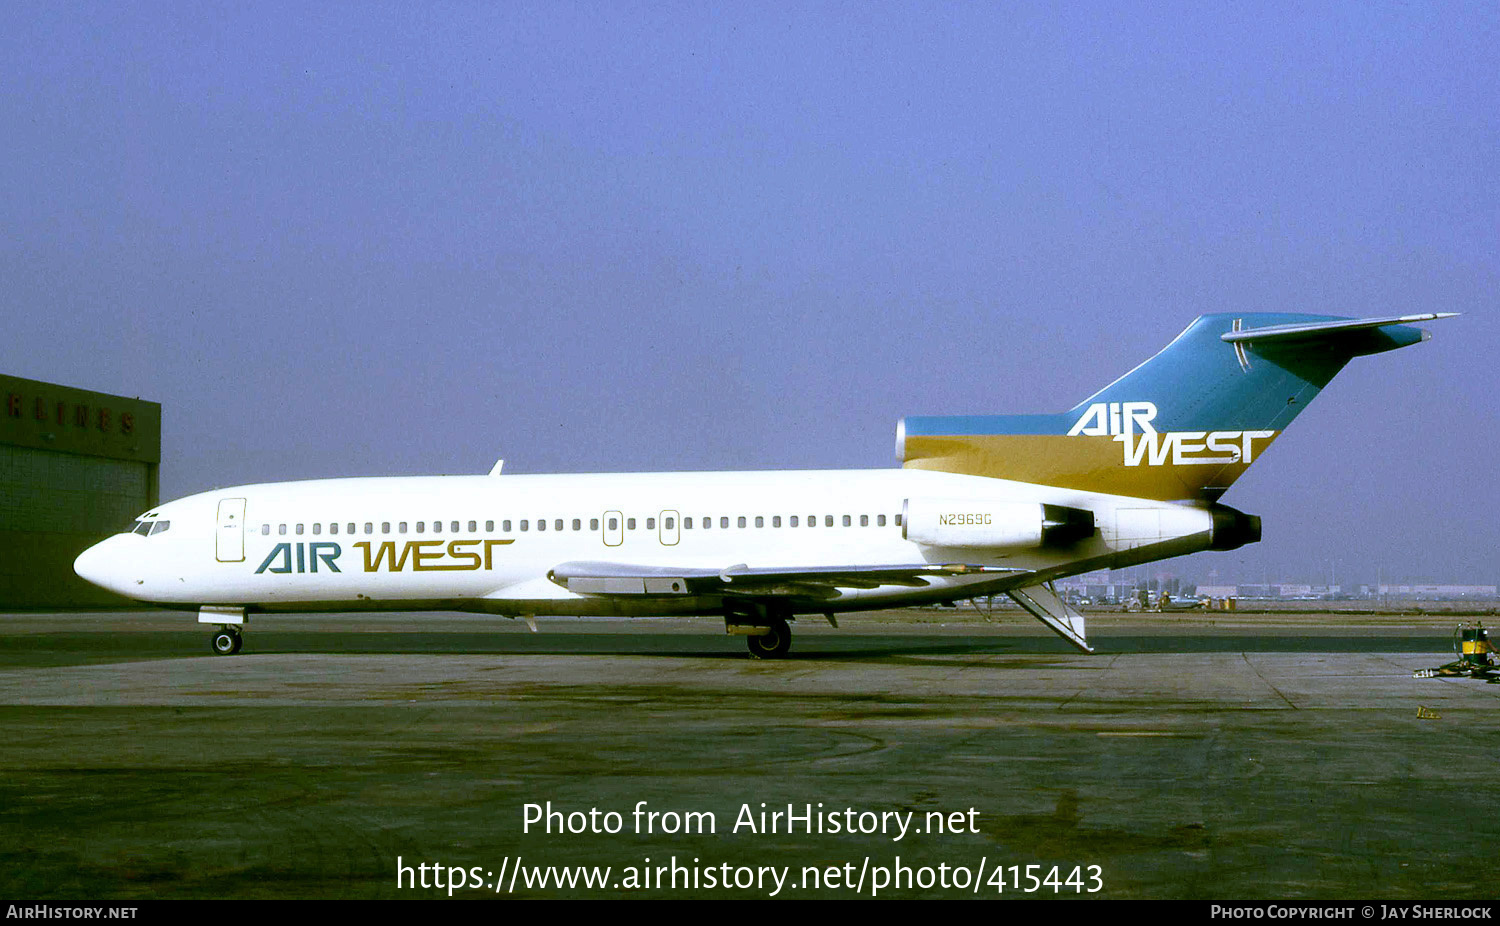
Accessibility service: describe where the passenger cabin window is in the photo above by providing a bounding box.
[469,520,477,532]
[312,523,321,535]
[331,523,339,535]
[627,518,637,530]
[260,524,270,536]
[538,519,547,532]
[399,522,408,533]
[364,522,373,535]
[485,520,494,532]
[451,521,459,533]
[521,520,529,531]
[606,518,617,531]
[684,517,693,529]
[278,524,287,535]
[647,518,656,530]
[843,515,851,527]
[720,517,729,529]
[790,516,798,527]
[554,519,563,532]
[772,516,781,528]
[895,514,902,526]
[664,517,674,530]
[754,516,763,528]
[878,515,886,527]
[590,519,598,531]
[737,517,746,528]
[416,522,425,533]
[572,519,581,531]
[432,521,442,534]
[825,515,833,527]
[860,515,869,527]
[295,524,304,535]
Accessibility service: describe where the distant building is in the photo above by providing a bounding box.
[0,374,160,607]
[1375,584,1498,600]
[1186,582,1494,602]
[1056,572,1139,603]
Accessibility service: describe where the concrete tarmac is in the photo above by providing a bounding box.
[3,609,1498,900]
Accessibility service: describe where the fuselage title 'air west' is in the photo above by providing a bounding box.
[253,538,516,575]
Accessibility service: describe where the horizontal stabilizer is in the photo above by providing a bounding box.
[1006,582,1092,653]
[1221,313,1457,343]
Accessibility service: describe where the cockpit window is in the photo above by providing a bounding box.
[130,520,151,536]
[148,520,171,536]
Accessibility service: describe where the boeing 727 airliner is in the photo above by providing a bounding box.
[74,312,1454,658]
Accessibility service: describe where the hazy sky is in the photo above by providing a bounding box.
[2,3,1495,585]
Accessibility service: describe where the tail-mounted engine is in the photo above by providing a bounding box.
[902,498,1095,550]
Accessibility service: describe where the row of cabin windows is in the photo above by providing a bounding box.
[260,520,488,536]
[679,514,895,529]
[257,514,903,536]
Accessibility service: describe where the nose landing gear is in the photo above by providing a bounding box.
[200,605,247,656]
[210,626,242,656]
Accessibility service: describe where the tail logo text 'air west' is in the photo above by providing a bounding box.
[1068,402,1274,467]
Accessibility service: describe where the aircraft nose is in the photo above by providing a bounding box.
[74,536,131,595]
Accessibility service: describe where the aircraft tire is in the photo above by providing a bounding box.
[746,618,791,660]
[211,628,242,656]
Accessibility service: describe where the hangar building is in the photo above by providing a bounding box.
[1,374,160,608]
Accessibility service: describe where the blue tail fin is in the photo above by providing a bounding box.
[899,313,1452,501]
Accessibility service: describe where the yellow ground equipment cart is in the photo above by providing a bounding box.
[1415,622,1498,681]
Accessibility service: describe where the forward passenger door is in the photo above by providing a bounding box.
[215,498,246,563]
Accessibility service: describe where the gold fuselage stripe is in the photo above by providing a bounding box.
[901,433,1280,501]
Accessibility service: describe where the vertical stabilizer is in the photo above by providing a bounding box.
[899,313,1453,501]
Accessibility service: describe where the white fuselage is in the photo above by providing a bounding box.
[74,467,1219,617]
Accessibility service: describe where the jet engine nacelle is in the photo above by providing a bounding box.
[902,498,1095,549]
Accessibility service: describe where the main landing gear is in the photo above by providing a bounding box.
[746,616,792,660]
[727,608,793,659]
[210,626,242,656]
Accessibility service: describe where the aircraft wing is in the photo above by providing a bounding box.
[548,561,1028,599]
[547,561,1092,652]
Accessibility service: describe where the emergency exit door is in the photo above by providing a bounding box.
[659,510,679,546]
[602,510,624,547]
